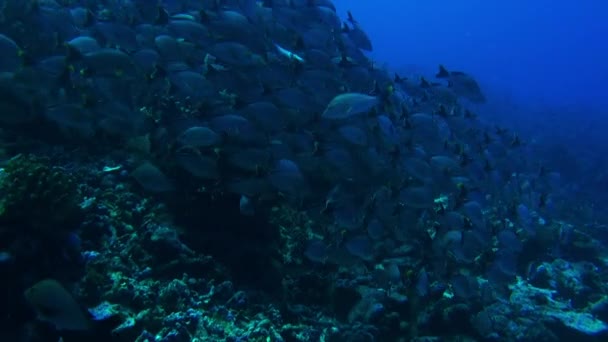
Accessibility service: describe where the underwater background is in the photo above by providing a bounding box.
[0,1,607,341]
[333,0,608,225]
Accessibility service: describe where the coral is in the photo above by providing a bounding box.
[0,154,82,233]
[472,277,608,340]
[269,204,315,265]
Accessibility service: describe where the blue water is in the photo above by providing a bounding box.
[334,0,608,205]
[334,0,608,122]
[334,1,608,107]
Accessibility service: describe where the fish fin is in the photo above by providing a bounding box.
[436,104,448,117]
[420,77,431,88]
[211,0,221,11]
[19,50,36,67]
[261,83,273,96]
[56,65,74,90]
[294,36,305,51]
[394,73,405,84]
[65,44,84,64]
[83,9,96,28]
[154,6,169,25]
[338,54,350,68]
[347,11,357,24]
[436,65,450,78]
[146,64,166,82]
[199,10,210,23]
[341,22,350,33]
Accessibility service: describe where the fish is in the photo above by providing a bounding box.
[322,93,378,119]
[24,279,125,341]
[342,16,373,52]
[24,279,91,332]
[131,162,175,192]
[274,43,306,63]
[0,33,23,72]
[436,64,486,103]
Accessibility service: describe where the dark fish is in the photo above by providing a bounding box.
[322,93,378,120]
[45,104,96,137]
[304,239,329,263]
[70,7,96,28]
[24,279,125,342]
[399,186,434,209]
[239,195,255,216]
[0,73,40,124]
[0,33,22,72]
[208,41,264,67]
[79,49,137,78]
[338,124,368,146]
[131,162,175,192]
[343,21,373,52]
[268,158,306,195]
[93,22,139,52]
[436,65,486,103]
[177,126,221,148]
[24,279,91,331]
[66,36,101,55]
[366,218,385,240]
[345,235,374,261]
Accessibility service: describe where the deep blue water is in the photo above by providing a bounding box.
[334,1,608,110]
[334,0,608,205]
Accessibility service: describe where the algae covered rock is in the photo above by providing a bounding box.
[0,154,82,233]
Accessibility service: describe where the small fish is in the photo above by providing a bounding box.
[239,195,255,216]
[24,279,91,331]
[274,43,305,63]
[102,165,122,173]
